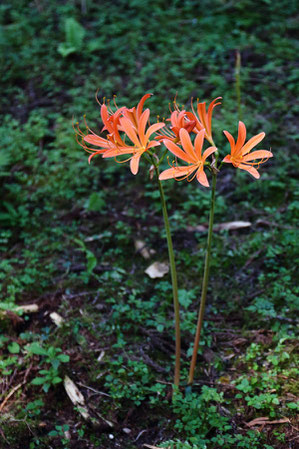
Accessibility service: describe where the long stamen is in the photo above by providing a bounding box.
[83,115,99,137]
[187,169,198,183]
[95,89,101,107]
[232,156,270,168]
[114,155,133,164]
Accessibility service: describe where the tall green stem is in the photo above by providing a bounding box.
[152,158,181,387]
[235,50,242,121]
[188,172,217,385]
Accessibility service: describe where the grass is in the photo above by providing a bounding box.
[0,0,298,448]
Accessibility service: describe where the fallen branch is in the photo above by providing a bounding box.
[246,416,290,427]
[0,382,25,412]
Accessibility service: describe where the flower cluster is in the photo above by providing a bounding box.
[76,94,273,186]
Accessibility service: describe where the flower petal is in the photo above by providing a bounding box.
[242,150,273,162]
[147,140,160,149]
[194,129,205,159]
[235,121,246,154]
[223,130,236,154]
[138,109,150,146]
[103,147,135,158]
[130,154,141,175]
[179,128,198,162]
[159,165,195,180]
[84,134,111,147]
[145,122,165,141]
[120,116,141,147]
[202,145,217,162]
[222,154,232,163]
[136,93,152,119]
[100,104,114,134]
[163,139,193,163]
[196,169,209,187]
[238,163,260,179]
[207,97,222,135]
[88,151,103,164]
[241,132,265,155]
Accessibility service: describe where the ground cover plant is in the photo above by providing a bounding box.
[0,0,298,448]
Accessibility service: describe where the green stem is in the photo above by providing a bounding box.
[235,50,242,121]
[188,172,217,385]
[152,157,181,387]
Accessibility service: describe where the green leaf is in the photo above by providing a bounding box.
[48,430,58,437]
[57,354,70,363]
[51,359,60,371]
[65,18,85,49]
[52,376,62,384]
[0,150,10,172]
[86,250,97,274]
[57,18,85,57]
[32,377,46,385]
[57,43,77,58]
[287,402,299,410]
[86,192,106,211]
[86,37,105,53]
[27,342,47,356]
[8,342,20,354]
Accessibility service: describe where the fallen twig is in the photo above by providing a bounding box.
[0,382,25,412]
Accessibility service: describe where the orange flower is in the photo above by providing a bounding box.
[223,121,273,179]
[103,108,164,174]
[159,129,217,187]
[76,94,164,169]
[186,97,222,146]
[122,93,152,128]
[156,110,197,143]
[74,114,117,164]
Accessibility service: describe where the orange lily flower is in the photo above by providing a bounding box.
[223,121,273,179]
[156,110,197,143]
[186,97,222,146]
[122,93,152,128]
[74,115,117,163]
[76,94,163,167]
[159,129,217,187]
[103,108,165,174]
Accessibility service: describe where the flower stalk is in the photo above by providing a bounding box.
[152,156,181,388]
[188,171,217,386]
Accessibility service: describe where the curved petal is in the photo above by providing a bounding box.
[194,129,205,159]
[159,165,195,180]
[207,97,222,134]
[103,147,135,158]
[120,116,141,147]
[100,105,113,134]
[145,122,165,141]
[238,163,260,179]
[88,151,104,164]
[235,121,247,154]
[170,111,179,128]
[197,102,207,130]
[222,154,232,163]
[196,169,209,187]
[136,93,152,119]
[242,150,273,162]
[147,140,160,149]
[179,128,198,162]
[223,130,236,154]
[163,139,193,163]
[138,109,150,146]
[241,132,265,155]
[130,154,141,175]
[84,134,111,147]
[202,145,217,161]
